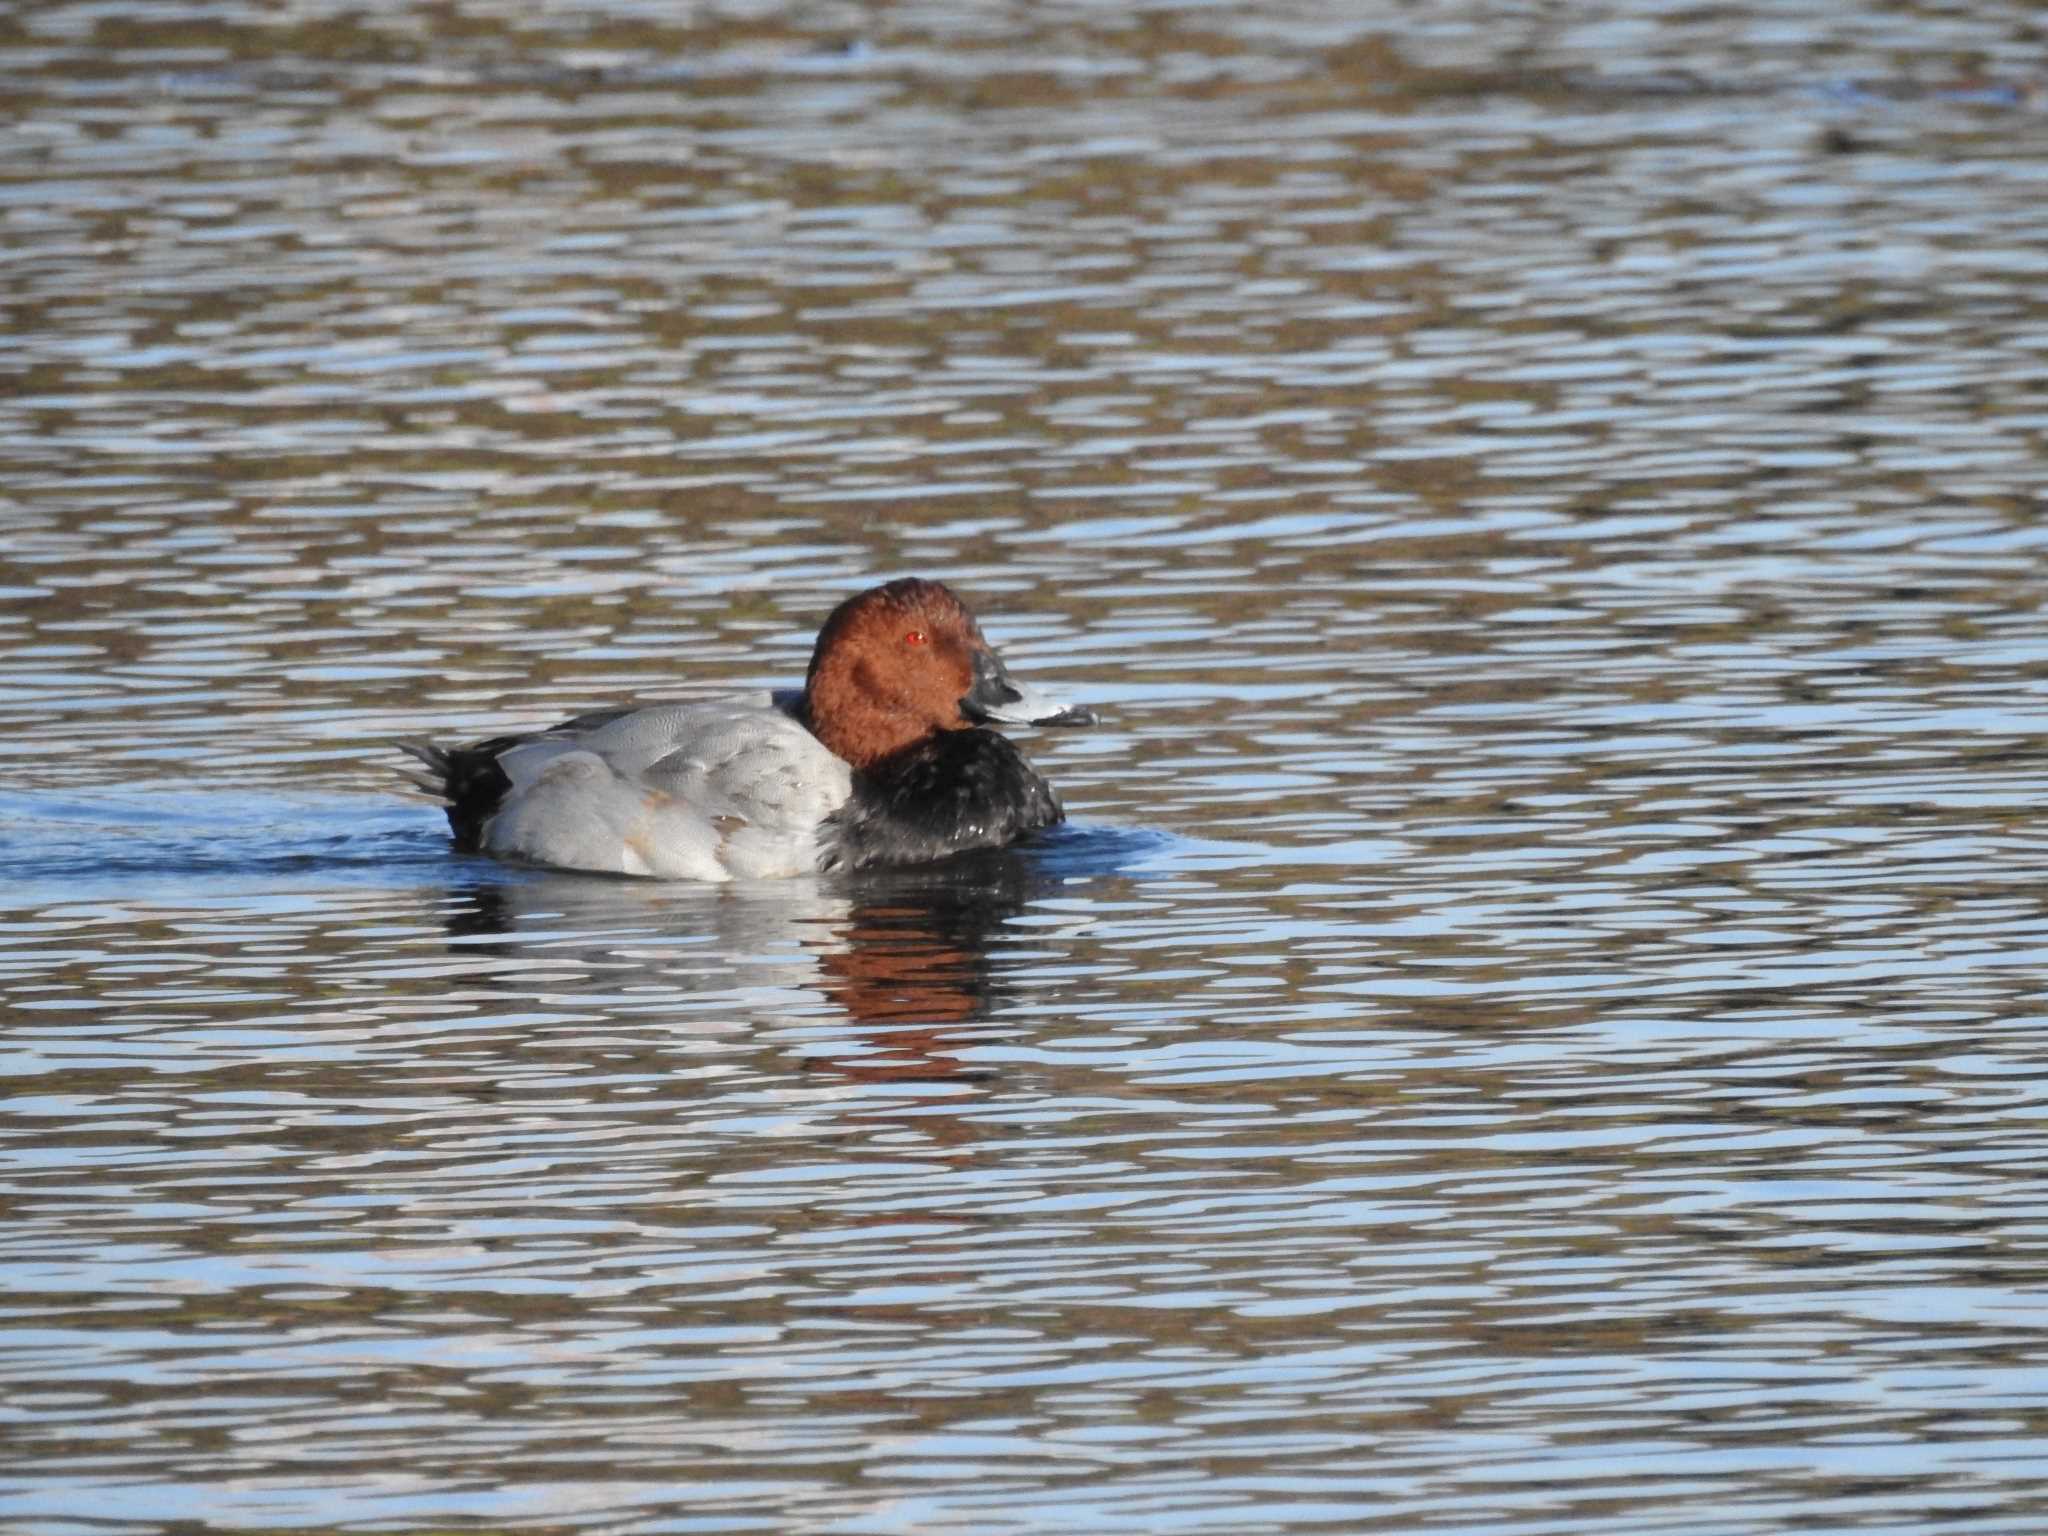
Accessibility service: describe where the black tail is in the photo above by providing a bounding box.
[396,737,522,853]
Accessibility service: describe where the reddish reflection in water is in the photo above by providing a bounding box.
[805,897,1005,1083]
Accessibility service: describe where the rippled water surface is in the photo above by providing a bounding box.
[6,2,2048,1531]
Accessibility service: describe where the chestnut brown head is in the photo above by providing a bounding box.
[801,578,1094,770]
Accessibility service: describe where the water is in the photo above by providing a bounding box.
[5,2,2048,1531]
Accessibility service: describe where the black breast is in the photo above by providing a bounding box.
[822,729,1063,871]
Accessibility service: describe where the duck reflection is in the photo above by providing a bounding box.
[807,849,1055,1081]
[437,843,1063,1082]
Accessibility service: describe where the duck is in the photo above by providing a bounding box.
[398,577,1097,880]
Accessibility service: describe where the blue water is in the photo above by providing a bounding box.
[6,0,2048,1531]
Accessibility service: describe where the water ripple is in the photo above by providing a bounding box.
[5,1,2048,1532]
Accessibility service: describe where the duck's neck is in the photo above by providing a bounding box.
[802,667,945,773]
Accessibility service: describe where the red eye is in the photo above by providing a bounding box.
[904,629,927,646]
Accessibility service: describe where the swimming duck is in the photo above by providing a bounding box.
[399,577,1096,879]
